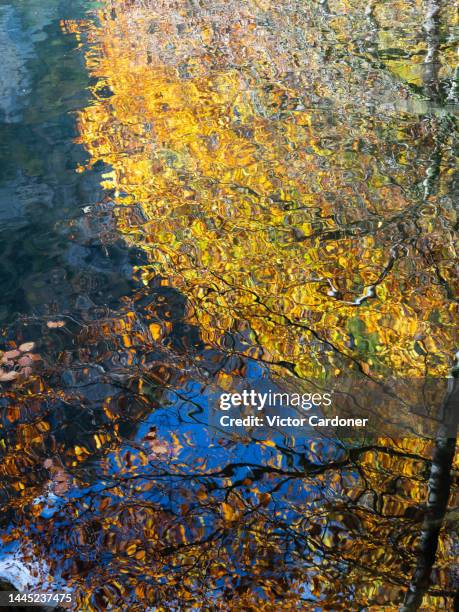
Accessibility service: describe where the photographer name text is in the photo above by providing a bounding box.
[218,390,368,429]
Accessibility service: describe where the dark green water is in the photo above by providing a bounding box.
[0,0,137,324]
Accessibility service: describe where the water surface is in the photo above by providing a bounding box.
[0,0,457,610]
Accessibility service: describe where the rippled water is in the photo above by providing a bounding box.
[0,0,457,610]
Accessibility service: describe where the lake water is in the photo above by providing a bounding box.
[0,0,457,609]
